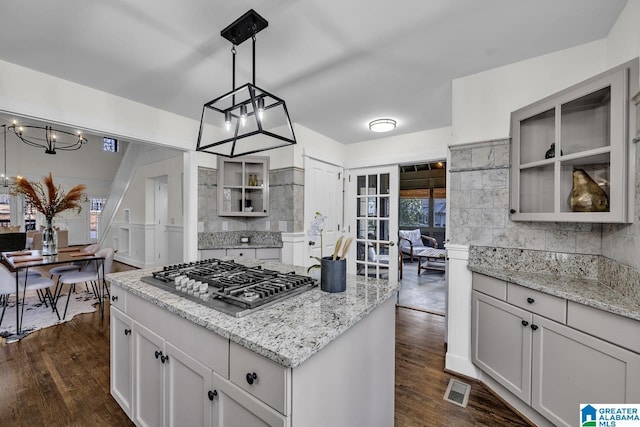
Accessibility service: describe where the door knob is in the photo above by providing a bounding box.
[388,241,395,247]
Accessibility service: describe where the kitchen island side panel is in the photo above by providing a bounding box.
[290,297,395,427]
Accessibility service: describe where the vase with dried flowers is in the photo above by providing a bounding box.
[11,172,86,256]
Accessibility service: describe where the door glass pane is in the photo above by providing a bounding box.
[380,173,390,195]
[357,219,367,239]
[367,197,377,216]
[520,109,555,164]
[367,220,377,240]
[561,86,611,155]
[379,219,389,241]
[368,175,378,194]
[357,176,366,195]
[380,196,390,218]
[520,165,554,213]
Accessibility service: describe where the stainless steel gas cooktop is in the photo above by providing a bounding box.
[140,258,317,317]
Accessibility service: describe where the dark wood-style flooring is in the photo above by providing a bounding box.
[0,262,529,426]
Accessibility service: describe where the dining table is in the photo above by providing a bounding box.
[1,247,106,335]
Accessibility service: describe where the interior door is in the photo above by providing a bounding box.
[304,157,344,269]
[348,166,398,282]
[154,177,168,266]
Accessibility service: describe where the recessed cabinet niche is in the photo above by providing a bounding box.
[217,156,269,217]
[510,59,638,223]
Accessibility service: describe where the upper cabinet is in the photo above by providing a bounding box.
[510,59,638,223]
[218,156,269,217]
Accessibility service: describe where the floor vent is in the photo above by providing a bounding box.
[443,378,471,408]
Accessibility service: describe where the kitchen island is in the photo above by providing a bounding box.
[107,259,399,427]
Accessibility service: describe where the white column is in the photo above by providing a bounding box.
[445,243,481,379]
[183,151,199,263]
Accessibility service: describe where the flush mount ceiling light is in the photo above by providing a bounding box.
[196,9,297,158]
[369,118,397,133]
[8,121,87,155]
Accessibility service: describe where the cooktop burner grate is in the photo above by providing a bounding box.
[140,258,317,317]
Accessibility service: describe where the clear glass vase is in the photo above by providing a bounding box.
[42,218,58,256]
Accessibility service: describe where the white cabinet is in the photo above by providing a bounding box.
[472,291,532,403]
[472,273,640,427]
[510,59,637,222]
[110,308,134,418]
[133,321,165,427]
[218,156,269,217]
[531,315,640,426]
[200,248,281,262]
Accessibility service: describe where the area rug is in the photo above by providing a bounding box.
[0,289,98,343]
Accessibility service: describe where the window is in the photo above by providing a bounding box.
[89,197,106,239]
[0,193,10,226]
[399,187,446,228]
[103,137,118,153]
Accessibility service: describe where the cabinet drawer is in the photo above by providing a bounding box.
[507,284,566,323]
[229,341,290,415]
[200,249,226,260]
[256,248,281,261]
[109,284,127,312]
[227,248,256,259]
[472,273,507,300]
[567,301,640,354]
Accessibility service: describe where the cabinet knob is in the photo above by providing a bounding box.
[531,324,539,331]
[208,390,218,401]
[239,253,243,257]
[246,372,258,385]
[161,354,169,364]
[521,320,529,327]
[124,328,131,336]
[155,350,163,359]
[509,209,516,214]
[526,297,535,304]
[111,295,118,302]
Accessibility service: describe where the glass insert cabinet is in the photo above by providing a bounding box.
[217,156,269,217]
[510,59,638,223]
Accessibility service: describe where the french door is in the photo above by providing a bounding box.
[348,166,398,282]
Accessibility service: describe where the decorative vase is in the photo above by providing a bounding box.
[42,218,58,256]
[545,143,556,159]
[320,256,346,293]
[568,169,609,212]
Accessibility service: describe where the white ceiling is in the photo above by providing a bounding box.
[0,0,628,144]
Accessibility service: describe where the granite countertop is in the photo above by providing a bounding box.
[107,260,399,368]
[199,243,282,250]
[469,265,640,322]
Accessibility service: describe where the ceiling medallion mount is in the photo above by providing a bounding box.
[196,9,297,158]
[369,118,397,133]
[8,121,87,155]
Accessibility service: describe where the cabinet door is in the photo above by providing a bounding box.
[211,371,287,427]
[164,341,213,427]
[472,291,533,403]
[133,321,166,427]
[110,308,134,417]
[531,315,640,427]
[510,60,636,223]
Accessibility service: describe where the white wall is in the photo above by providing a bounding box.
[451,40,607,145]
[0,59,199,151]
[344,127,450,167]
[607,0,640,75]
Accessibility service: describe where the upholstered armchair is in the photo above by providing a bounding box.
[398,229,438,262]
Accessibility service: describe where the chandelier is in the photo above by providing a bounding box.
[9,121,87,154]
[196,9,297,158]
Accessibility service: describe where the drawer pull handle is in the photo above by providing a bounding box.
[208,390,218,401]
[526,297,535,304]
[246,372,258,385]
[111,295,118,302]
[531,324,539,331]
[155,350,163,359]
[521,320,528,327]
[124,328,131,336]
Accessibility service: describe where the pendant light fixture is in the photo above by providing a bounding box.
[8,121,87,154]
[196,9,297,158]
